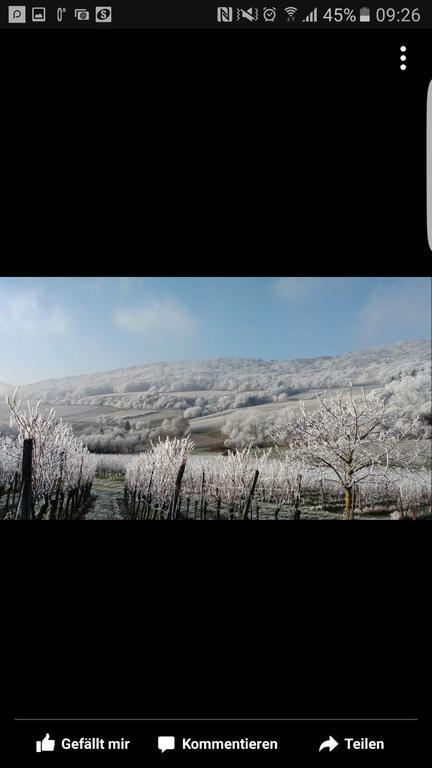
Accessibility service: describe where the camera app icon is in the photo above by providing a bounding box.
[74,8,90,20]
[95,7,112,22]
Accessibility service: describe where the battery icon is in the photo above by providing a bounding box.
[360,7,370,22]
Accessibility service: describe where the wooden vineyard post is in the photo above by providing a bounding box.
[351,484,356,520]
[199,471,205,519]
[16,439,33,520]
[170,459,187,520]
[397,489,405,519]
[55,450,64,519]
[35,495,49,520]
[58,491,65,518]
[11,472,19,510]
[75,456,84,517]
[242,470,259,520]
[64,490,72,520]
[5,485,12,514]
[131,486,137,519]
[357,486,363,515]
[293,474,302,520]
[319,478,326,511]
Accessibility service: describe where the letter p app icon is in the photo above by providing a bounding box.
[36,733,55,752]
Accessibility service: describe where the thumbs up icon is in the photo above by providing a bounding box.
[36,734,55,752]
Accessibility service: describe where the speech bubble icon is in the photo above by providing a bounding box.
[158,736,175,753]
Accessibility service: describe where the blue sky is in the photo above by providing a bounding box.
[0,277,430,384]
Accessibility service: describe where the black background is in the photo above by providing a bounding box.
[1,23,431,764]
[2,31,431,273]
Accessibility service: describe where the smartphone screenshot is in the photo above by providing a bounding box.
[1,3,431,765]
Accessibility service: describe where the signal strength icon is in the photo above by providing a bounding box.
[284,6,298,21]
[303,7,318,22]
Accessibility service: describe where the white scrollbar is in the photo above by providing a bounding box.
[427,80,432,251]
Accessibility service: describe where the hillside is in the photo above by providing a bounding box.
[0,381,13,396]
[6,339,430,414]
[1,339,430,454]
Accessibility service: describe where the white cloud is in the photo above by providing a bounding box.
[0,287,69,337]
[113,297,196,337]
[357,278,431,344]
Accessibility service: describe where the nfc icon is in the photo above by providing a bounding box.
[217,6,233,22]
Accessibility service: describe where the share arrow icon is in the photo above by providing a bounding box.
[319,735,339,752]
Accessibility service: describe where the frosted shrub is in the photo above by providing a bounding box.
[1,390,96,504]
[125,436,194,513]
[0,436,18,486]
[95,454,132,475]
[257,454,308,507]
[181,447,271,517]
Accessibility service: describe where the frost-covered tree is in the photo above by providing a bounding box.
[233,393,271,408]
[184,406,202,419]
[2,390,95,506]
[222,410,281,449]
[161,415,190,438]
[272,387,421,519]
[380,365,431,438]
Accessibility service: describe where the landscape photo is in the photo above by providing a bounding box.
[0,276,431,520]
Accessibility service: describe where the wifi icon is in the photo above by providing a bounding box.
[284,6,298,20]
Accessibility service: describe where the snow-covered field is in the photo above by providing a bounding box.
[188,385,378,433]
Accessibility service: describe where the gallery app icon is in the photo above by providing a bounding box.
[32,7,46,21]
[8,5,26,22]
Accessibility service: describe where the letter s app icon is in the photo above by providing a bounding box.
[95,7,112,22]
